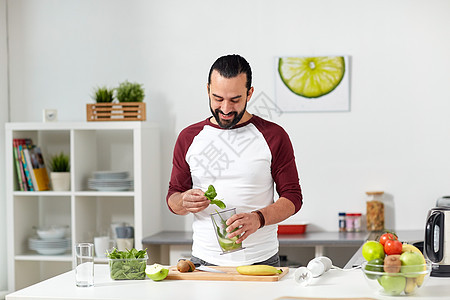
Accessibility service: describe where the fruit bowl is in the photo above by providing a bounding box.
[361,261,431,296]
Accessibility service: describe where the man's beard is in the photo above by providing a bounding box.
[210,100,247,129]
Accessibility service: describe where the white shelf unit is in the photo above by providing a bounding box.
[5,122,161,291]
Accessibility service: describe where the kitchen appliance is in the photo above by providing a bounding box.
[436,196,450,207]
[294,256,333,286]
[424,206,450,277]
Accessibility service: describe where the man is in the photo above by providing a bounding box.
[167,54,302,267]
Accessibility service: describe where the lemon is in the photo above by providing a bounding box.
[278,56,345,98]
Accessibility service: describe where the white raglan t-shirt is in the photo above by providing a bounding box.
[167,115,302,266]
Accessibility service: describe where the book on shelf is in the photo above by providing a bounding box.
[14,138,34,191]
[23,147,51,191]
[12,139,26,191]
[30,147,50,191]
[12,139,51,191]
[23,148,37,190]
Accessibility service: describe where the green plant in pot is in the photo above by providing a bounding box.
[115,81,145,117]
[116,80,145,102]
[48,152,70,191]
[91,86,115,119]
[92,86,115,103]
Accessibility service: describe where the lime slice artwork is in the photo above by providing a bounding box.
[276,55,350,112]
[278,56,345,98]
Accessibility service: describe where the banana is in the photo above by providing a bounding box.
[236,265,283,276]
[402,243,427,287]
[404,277,417,294]
[416,272,426,287]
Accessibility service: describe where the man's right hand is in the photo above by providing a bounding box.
[181,189,210,213]
[168,189,210,215]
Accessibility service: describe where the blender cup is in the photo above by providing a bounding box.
[210,208,245,254]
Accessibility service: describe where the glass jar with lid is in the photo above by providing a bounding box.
[366,191,384,231]
[345,213,362,232]
[338,212,346,232]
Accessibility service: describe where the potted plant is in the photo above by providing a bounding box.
[86,81,146,121]
[92,86,115,103]
[114,80,146,119]
[48,152,70,191]
[116,80,145,102]
[91,86,115,119]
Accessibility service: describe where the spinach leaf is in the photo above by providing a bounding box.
[204,185,217,200]
[204,185,226,209]
[210,199,226,209]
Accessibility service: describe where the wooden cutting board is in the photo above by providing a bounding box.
[166,266,289,282]
[275,297,377,300]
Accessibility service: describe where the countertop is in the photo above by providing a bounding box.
[6,264,450,300]
[6,230,430,300]
[142,230,424,247]
[142,230,369,246]
[142,230,424,259]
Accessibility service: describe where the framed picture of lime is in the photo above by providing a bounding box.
[276,55,350,112]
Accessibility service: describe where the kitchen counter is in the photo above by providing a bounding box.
[142,230,369,246]
[142,230,424,262]
[7,230,431,299]
[6,264,450,300]
[142,230,368,258]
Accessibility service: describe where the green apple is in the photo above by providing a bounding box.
[378,275,406,295]
[362,241,385,261]
[400,251,424,276]
[364,258,384,280]
[146,264,169,281]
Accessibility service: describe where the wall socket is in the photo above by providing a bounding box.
[43,109,58,122]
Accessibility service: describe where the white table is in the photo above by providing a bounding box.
[6,264,450,300]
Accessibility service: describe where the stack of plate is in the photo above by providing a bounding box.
[88,171,133,191]
[28,237,71,255]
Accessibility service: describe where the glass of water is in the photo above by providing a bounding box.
[75,243,94,287]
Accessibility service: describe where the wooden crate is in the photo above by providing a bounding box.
[86,102,146,121]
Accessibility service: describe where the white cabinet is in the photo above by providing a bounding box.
[5,122,161,291]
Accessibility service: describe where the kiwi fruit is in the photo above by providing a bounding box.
[177,259,196,272]
[384,255,401,273]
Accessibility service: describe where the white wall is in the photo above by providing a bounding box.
[0,0,9,296]
[4,0,450,238]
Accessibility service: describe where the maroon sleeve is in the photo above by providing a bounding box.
[166,121,206,213]
[253,116,303,213]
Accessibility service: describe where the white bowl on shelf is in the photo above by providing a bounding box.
[36,226,67,240]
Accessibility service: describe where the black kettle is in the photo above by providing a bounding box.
[424,207,450,277]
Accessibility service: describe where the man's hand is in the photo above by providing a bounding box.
[224,212,261,244]
[222,198,296,244]
[179,189,210,214]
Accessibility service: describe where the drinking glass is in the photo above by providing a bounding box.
[75,243,94,287]
[210,208,245,254]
